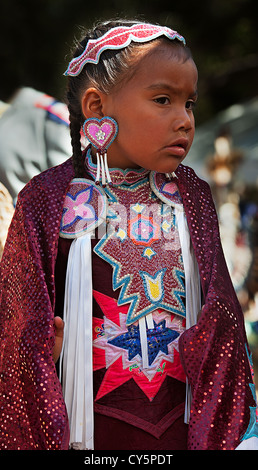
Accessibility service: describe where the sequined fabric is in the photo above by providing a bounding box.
[176,165,255,450]
[0,157,255,450]
[0,159,73,449]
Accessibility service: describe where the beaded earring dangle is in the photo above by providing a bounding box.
[82,116,118,186]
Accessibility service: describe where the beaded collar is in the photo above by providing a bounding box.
[85,148,150,186]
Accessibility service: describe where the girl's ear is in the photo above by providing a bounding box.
[81,88,106,119]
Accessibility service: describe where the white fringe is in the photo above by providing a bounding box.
[59,234,94,450]
[175,207,201,423]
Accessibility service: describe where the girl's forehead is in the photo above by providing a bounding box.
[138,41,193,69]
[124,44,197,89]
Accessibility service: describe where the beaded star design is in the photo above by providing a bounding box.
[93,290,186,401]
[94,175,186,325]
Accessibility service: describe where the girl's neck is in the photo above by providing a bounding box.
[90,147,141,171]
[85,148,149,186]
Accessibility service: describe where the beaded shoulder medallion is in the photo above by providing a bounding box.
[59,178,107,239]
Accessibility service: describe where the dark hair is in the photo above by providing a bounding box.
[65,19,191,177]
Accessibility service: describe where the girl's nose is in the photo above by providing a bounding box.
[173,107,193,132]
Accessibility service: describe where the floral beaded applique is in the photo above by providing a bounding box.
[59,178,107,238]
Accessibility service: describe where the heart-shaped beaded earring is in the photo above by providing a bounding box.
[82,116,118,186]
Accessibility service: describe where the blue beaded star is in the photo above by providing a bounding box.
[108,319,179,365]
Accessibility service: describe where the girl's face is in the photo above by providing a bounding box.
[99,43,198,173]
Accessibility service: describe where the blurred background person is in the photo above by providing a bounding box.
[0,182,14,260]
[0,87,72,202]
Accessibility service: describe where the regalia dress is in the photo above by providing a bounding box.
[0,150,257,450]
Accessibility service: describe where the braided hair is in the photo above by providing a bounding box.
[65,19,192,177]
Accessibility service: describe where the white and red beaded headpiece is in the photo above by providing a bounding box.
[65,23,186,77]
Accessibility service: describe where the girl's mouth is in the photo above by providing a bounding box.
[165,138,188,157]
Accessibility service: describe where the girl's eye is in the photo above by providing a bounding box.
[186,100,197,111]
[154,96,170,105]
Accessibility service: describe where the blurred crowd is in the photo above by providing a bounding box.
[206,128,258,386]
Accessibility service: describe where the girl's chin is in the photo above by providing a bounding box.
[150,164,181,174]
[147,158,183,174]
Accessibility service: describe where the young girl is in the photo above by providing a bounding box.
[0,19,257,451]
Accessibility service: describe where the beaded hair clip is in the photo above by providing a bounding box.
[65,23,186,77]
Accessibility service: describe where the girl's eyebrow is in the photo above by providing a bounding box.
[145,82,198,98]
[145,83,174,92]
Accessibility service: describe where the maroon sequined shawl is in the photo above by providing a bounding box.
[0,158,255,450]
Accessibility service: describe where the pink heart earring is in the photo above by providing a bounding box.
[82,116,118,186]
